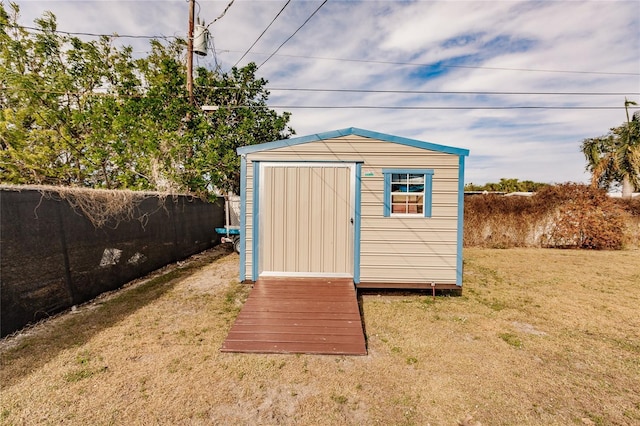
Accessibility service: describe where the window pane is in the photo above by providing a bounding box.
[391,183,407,192]
[392,194,407,214]
[391,174,407,183]
[392,194,408,204]
[408,183,424,193]
[407,174,425,193]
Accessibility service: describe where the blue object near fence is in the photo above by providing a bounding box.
[215,227,240,235]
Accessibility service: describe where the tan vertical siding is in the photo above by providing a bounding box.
[245,135,461,284]
[245,163,253,277]
[258,164,352,276]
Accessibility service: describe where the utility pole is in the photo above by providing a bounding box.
[623,97,638,198]
[187,0,195,105]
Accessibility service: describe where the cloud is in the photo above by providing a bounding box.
[12,0,640,186]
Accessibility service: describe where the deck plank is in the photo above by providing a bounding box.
[221,278,367,355]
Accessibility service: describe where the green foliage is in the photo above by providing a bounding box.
[0,3,293,198]
[498,333,522,348]
[330,394,348,404]
[581,108,640,196]
[464,178,548,193]
[64,350,107,382]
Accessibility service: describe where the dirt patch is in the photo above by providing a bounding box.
[2,248,640,425]
[511,321,547,336]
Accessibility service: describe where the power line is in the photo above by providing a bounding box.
[264,88,640,96]
[8,23,637,77]
[233,0,292,68]
[262,105,638,110]
[205,0,236,29]
[6,86,637,98]
[258,0,329,69]
[4,88,638,109]
[5,24,177,40]
[8,0,236,42]
[248,51,640,77]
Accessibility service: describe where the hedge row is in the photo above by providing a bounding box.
[464,184,640,249]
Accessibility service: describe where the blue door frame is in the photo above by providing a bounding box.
[239,159,362,283]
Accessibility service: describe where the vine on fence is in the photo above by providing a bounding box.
[24,185,172,229]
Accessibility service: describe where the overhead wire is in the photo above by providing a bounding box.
[233,0,292,68]
[6,24,638,77]
[257,0,328,69]
[4,86,637,99]
[261,105,636,110]
[205,0,236,30]
[252,51,640,77]
[1,87,636,110]
[207,31,222,72]
[263,88,640,96]
[5,23,177,40]
[4,9,639,113]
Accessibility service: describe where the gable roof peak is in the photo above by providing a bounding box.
[237,127,469,156]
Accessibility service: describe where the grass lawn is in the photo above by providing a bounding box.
[1,247,639,425]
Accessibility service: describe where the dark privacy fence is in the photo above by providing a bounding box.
[0,187,224,337]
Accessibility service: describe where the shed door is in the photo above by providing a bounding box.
[260,163,353,277]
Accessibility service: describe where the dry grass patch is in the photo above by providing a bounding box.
[1,248,639,425]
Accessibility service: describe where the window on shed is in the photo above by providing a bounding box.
[383,169,434,217]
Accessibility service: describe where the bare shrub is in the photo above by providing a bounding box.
[464,194,546,248]
[614,197,640,216]
[613,197,640,247]
[464,184,633,249]
[540,184,628,249]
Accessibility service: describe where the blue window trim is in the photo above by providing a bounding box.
[382,169,434,218]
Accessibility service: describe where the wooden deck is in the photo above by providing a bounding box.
[221,277,367,355]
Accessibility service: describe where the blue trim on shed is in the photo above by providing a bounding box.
[237,127,469,287]
[456,155,465,286]
[383,172,391,217]
[252,161,260,281]
[425,172,433,218]
[237,127,469,157]
[354,163,362,284]
[239,156,247,281]
[382,168,436,175]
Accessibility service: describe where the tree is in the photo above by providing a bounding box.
[581,100,640,198]
[0,2,293,198]
[464,178,548,193]
[189,62,293,195]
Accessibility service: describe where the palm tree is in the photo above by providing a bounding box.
[581,99,640,198]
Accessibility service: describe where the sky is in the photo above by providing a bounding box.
[9,0,640,186]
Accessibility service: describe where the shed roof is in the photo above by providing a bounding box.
[237,127,470,157]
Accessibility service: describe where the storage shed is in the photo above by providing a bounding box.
[236,127,470,290]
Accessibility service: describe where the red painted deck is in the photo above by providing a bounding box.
[221,277,367,355]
